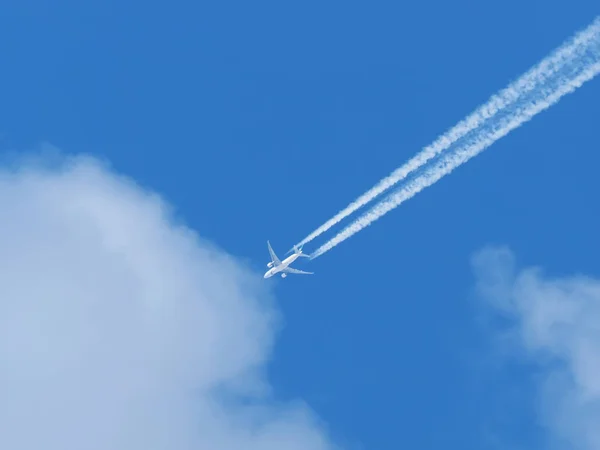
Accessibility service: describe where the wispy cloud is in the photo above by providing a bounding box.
[473,247,600,450]
[311,31,600,259]
[0,154,337,450]
[296,17,600,250]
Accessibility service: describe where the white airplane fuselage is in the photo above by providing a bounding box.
[264,253,302,278]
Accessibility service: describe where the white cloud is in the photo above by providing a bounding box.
[472,246,600,450]
[0,154,337,450]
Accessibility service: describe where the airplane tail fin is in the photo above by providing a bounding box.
[286,244,310,257]
[294,244,311,258]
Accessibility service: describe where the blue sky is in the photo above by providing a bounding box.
[1,1,599,449]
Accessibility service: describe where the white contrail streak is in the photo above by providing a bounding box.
[296,17,600,248]
[311,57,600,259]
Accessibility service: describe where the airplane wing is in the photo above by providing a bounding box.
[281,266,314,275]
[267,240,281,266]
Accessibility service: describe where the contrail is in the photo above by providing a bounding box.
[311,56,600,259]
[296,17,600,248]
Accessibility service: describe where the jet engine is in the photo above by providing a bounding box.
[267,261,274,268]
[281,273,287,278]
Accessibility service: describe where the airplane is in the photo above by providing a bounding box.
[264,240,313,279]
